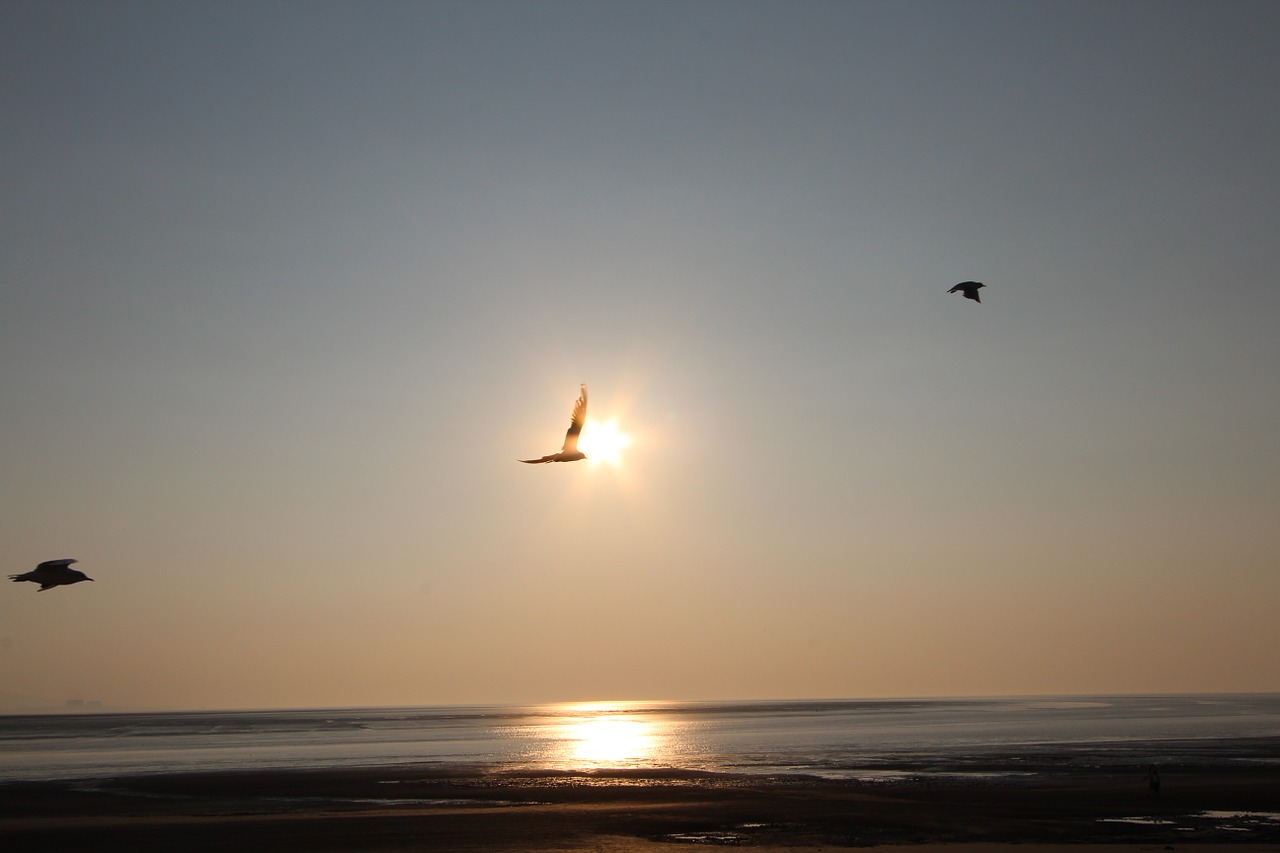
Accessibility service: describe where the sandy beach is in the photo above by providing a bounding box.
[3,765,1278,851]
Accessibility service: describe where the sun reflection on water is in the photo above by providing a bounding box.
[568,717,654,763]
[542,702,671,769]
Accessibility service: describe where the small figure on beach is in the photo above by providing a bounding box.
[9,558,93,591]
[948,281,986,303]
[1147,765,1161,796]
[520,384,588,464]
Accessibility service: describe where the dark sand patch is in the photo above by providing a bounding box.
[3,765,1278,850]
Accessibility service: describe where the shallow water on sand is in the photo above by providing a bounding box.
[2,693,1277,782]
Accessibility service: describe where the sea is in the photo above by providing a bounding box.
[2,694,1278,783]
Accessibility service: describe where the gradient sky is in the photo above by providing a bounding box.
[3,0,1278,712]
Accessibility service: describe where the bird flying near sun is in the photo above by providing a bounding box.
[948,281,986,303]
[9,558,93,591]
[520,384,589,464]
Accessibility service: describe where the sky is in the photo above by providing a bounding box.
[2,0,1278,712]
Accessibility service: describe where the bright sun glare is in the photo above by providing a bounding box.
[568,717,654,763]
[579,419,631,465]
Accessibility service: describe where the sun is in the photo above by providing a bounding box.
[579,418,631,465]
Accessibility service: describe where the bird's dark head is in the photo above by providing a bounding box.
[73,571,92,583]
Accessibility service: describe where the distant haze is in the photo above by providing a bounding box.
[2,0,1278,712]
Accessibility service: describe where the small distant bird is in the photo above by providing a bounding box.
[948,281,985,303]
[9,558,93,591]
[520,384,588,464]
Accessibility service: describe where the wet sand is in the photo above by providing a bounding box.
[3,765,1278,851]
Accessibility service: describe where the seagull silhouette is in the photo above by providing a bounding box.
[948,281,985,303]
[9,558,93,591]
[520,384,588,464]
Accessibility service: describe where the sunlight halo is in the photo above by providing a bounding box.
[579,418,631,465]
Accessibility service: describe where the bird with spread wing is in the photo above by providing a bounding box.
[9,558,94,591]
[948,281,986,303]
[520,384,588,464]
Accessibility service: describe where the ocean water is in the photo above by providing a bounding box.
[1,694,1277,783]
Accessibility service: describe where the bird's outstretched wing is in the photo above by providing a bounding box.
[560,384,587,454]
[518,385,588,463]
[10,557,89,589]
[948,281,984,302]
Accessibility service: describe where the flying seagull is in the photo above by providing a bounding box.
[948,281,985,303]
[9,558,93,591]
[520,384,588,464]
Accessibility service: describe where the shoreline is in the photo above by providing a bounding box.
[3,764,1279,850]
